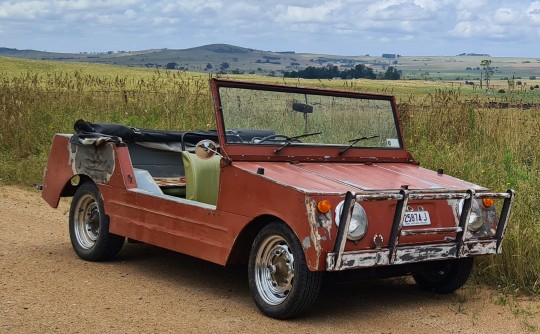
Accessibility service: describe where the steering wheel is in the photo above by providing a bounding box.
[257,134,300,144]
[225,131,244,143]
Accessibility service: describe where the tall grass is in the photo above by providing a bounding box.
[0,59,538,294]
[400,89,540,293]
[0,68,213,183]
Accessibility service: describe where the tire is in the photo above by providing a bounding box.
[69,182,124,261]
[248,222,322,319]
[412,257,474,294]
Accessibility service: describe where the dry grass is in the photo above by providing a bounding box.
[399,90,540,293]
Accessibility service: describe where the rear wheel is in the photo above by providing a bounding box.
[69,182,124,261]
[412,257,474,294]
[248,222,322,319]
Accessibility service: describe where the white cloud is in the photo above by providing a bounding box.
[451,20,510,39]
[456,0,487,11]
[0,0,538,56]
[124,9,137,19]
[55,0,141,11]
[0,1,49,19]
[451,21,474,38]
[275,2,342,23]
[526,1,540,24]
[494,8,518,25]
[363,0,451,21]
[413,0,451,12]
[160,0,222,14]
[401,34,415,41]
[152,17,179,25]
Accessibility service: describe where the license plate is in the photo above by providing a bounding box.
[403,211,431,226]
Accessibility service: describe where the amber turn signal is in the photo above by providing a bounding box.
[482,198,495,208]
[317,200,332,214]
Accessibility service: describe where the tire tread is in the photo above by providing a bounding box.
[248,222,322,319]
[413,257,474,294]
[69,182,124,262]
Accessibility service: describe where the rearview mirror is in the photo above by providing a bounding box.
[195,140,218,159]
[292,102,313,114]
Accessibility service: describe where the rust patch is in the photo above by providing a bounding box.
[463,240,498,256]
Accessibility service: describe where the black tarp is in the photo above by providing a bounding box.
[73,119,219,146]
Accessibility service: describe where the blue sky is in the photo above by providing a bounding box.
[1,0,539,57]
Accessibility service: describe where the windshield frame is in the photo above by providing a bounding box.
[211,78,415,163]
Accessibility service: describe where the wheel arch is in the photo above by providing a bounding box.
[43,172,96,208]
[226,214,292,266]
[60,174,95,197]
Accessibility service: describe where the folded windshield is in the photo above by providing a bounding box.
[218,86,401,150]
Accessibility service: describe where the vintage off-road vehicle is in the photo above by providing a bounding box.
[41,79,514,319]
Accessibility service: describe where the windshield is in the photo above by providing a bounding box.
[218,86,401,150]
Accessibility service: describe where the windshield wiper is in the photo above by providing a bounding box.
[338,135,379,155]
[274,132,322,154]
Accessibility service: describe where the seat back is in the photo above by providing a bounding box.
[181,152,221,205]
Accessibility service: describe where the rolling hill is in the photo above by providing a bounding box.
[2,44,540,81]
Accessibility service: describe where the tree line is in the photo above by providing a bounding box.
[283,64,401,80]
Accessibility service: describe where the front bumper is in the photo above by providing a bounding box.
[326,189,515,271]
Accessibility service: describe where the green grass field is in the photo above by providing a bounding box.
[1,57,538,295]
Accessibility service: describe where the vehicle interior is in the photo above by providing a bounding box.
[71,120,275,206]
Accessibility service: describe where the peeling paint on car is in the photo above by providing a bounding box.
[305,197,323,270]
[463,240,500,256]
[69,142,115,184]
[327,240,504,270]
[317,212,332,237]
[302,237,311,249]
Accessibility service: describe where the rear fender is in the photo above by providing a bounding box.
[42,134,75,208]
[41,134,134,208]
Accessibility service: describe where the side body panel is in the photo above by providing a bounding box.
[103,158,316,267]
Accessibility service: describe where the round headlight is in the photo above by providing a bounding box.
[458,199,484,232]
[335,201,368,241]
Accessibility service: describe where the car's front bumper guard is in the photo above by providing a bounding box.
[326,189,515,271]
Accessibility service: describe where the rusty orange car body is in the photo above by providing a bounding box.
[41,79,514,319]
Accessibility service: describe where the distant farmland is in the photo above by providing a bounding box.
[1,44,540,83]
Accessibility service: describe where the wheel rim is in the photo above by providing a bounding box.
[254,235,295,305]
[73,194,100,249]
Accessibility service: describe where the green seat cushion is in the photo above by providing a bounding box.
[181,152,221,205]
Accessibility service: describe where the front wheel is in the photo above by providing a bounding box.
[69,182,124,261]
[248,222,322,319]
[412,257,474,294]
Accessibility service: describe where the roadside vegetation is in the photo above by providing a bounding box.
[1,57,538,295]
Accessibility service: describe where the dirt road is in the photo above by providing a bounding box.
[1,186,538,333]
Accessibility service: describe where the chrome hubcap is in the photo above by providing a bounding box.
[254,235,295,305]
[73,194,100,249]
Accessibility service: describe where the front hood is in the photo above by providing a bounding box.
[234,162,486,194]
